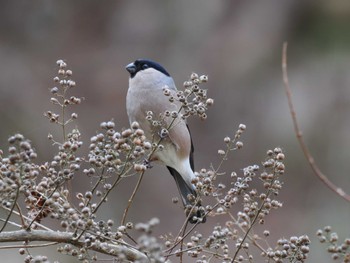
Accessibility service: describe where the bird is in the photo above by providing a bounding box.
[125,59,206,223]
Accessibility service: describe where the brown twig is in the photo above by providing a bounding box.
[121,171,145,225]
[15,203,26,228]
[282,42,350,203]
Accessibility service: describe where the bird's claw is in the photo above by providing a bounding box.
[142,159,153,169]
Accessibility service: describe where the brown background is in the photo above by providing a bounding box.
[1,1,350,262]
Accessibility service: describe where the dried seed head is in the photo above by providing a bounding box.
[163,87,171,96]
[218,149,225,156]
[239,124,246,131]
[122,129,133,138]
[236,141,243,149]
[200,75,208,82]
[206,98,214,106]
[131,121,139,129]
[191,73,199,80]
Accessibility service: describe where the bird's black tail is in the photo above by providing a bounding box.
[167,166,206,223]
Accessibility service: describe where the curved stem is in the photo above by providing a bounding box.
[282,42,350,203]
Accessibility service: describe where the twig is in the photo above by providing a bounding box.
[227,211,267,255]
[0,242,58,249]
[1,207,53,231]
[121,171,145,225]
[0,229,147,261]
[282,42,350,203]
[92,172,125,214]
[15,203,26,228]
[0,218,22,228]
[61,87,68,142]
[214,136,236,175]
[0,187,20,232]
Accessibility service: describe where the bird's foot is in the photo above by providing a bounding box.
[186,204,207,224]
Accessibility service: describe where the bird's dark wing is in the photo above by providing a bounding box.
[166,126,207,224]
[167,166,196,206]
[167,166,206,224]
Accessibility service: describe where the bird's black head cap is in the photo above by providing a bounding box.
[126,59,170,78]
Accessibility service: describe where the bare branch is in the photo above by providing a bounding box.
[0,230,147,262]
[282,42,350,203]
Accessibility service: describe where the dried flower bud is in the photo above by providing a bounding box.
[236,141,243,149]
[191,73,199,80]
[122,129,132,138]
[200,75,208,82]
[218,149,225,155]
[224,137,231,143]
[206,98,214,106]
[239,124,246,131]
[163,87,171,96]
[50,98,60,105]
[131,122,139,129]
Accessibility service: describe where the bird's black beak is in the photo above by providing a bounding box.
[125,62,136,76]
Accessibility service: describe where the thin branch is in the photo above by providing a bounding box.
[282,42,350,203]
[0,230,147,261]
[121,171,145,225]
[92,160,132,215]
[0,218,22,228]
[226,211,267,255]
[1,206,53,231]
[15,203,26,228]
[0,187,20,232]
[91,175,122,214]
[0,242,58,250]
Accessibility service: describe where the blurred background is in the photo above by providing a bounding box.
[1,0,350,262]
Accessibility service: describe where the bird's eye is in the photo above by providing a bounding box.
[142,64,149,70]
